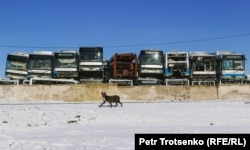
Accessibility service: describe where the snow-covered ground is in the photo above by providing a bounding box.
[1,100,250,149]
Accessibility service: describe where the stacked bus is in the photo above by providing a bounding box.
[164,51,190,85]
[53,50,78,80]
[27,51,54,78]
[189,52,217,85]
[137,50,164,85]
[78,47,104,83]
[214,51,246,84]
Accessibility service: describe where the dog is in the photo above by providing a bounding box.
[99,92,123,108]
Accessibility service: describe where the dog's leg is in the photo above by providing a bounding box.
[99,101,106,107]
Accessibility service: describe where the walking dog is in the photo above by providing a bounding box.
[99,92,123,108]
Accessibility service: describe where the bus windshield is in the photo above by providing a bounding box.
[6,55,28,71]
[80,51,103,62]
[140,53,163,65]
[222,60,244,70]
[192,57,216,71]
[54,53,78,68]
[28,55,52,70]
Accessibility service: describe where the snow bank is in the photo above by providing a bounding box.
[1,100,250,149]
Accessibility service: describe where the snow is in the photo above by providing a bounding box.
[1,100,250,149]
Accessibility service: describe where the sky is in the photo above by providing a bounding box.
[0,0,250,77]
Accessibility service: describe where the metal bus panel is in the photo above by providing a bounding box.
[165,51,190,78]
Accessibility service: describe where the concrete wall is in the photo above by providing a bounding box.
[218,84,250,100]
[0,84,249,102]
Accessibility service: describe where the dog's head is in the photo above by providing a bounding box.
[101,92,106,97]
